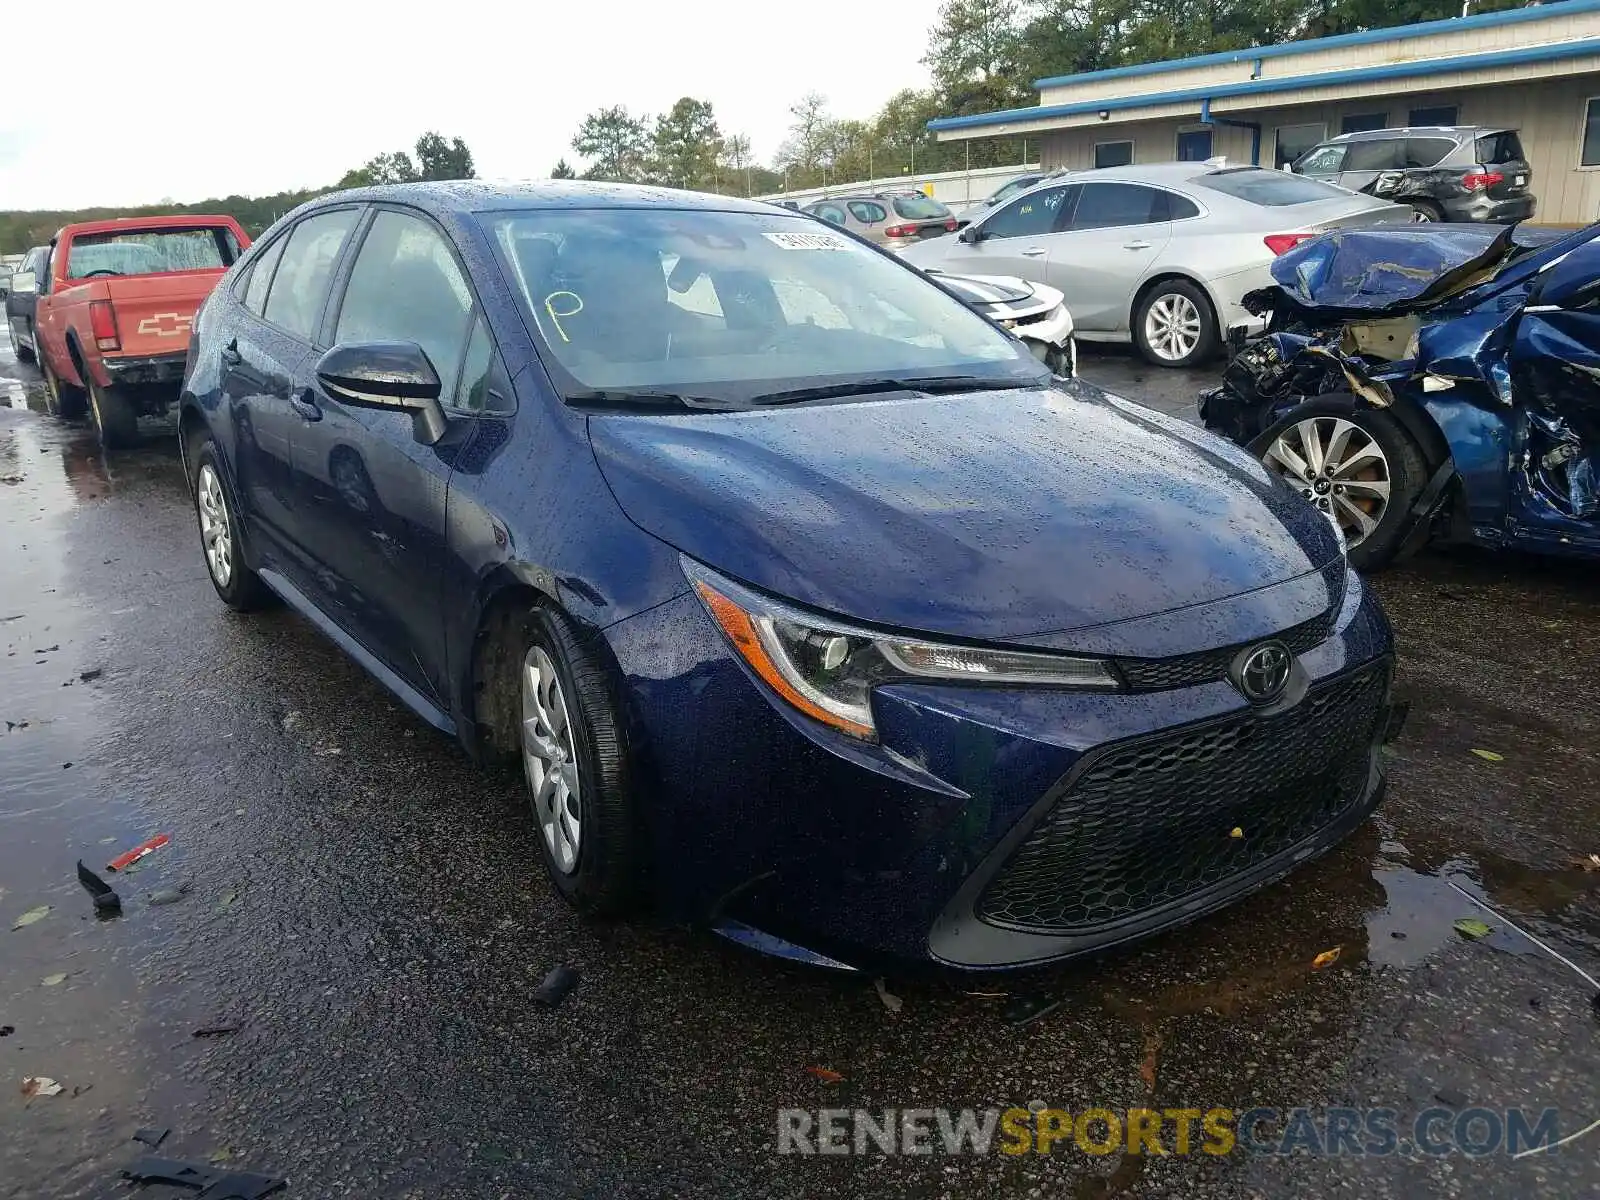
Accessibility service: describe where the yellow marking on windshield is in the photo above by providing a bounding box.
[544,291,583,342]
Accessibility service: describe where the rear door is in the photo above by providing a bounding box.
[1043,182,1173,332]
[1475,130,1532,200]
[225,207,363,577]
[1335,136,1404,196]
[291,206,479,697]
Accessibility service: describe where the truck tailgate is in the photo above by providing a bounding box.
[104,271,225,357]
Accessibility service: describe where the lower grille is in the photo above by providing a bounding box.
[977,663,1389,934]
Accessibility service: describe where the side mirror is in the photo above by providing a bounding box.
[316,341,448,445]
[958,224,984,245]
[10,271,36,295]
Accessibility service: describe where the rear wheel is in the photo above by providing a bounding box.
[1133,279,1218,368]
[86,376,138,449]
[193,441,273,611]
[1249,398,1429,571]
[1409,201,1443,223]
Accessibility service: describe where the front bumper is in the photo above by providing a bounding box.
[104,350,187,387]
[605,568,1396,969]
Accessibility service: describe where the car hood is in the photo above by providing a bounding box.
[587,381,1343,647]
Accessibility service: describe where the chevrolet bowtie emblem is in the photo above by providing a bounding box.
[136,312,193,338]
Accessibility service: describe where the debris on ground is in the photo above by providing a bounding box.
[1469,749,1505,763]
[121,1156,285,1199]
[193,1026,240,1039]
[1447,879,1600,1007]
[1572,854,1600,873]
[873,977,903,1013]
[21,1076,63,1098]
[1454,918,1493,940]
[132,1128,170,1149]
[1003,994,1064,1028]
[77,860,122,917]
[804,1066,845,1083]
[0,1026,13,1037]
[3,720,30,732]
[41,973,67,987]
[108,834,171,873]
[78,669,103,683]
[1312,947,1343,969]
[11,905,50,930]
[531,963,580,1008]
[1436,1086,1469,1108]
[147,884,194,907]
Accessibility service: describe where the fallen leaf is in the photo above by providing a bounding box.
[1138,1031,1161,1090]
[1312,947,1342,970]
[1229,827,1244,839]
[40,973,67,987]
[217,890,239,909]
[805,1066,845,1084]
[1454,918,1493,940]
[873,978,903,1014]
[11,906,50,931]
[207,1147,234,1164]
[1470,749,1505,763]
[21,1077,63,1098]
[1572,854,1600,873]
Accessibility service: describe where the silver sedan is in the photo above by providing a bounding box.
[902,162,1411,367]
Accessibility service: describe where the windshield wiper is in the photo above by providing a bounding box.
[749,374,1042,406]
[565,388,737,411]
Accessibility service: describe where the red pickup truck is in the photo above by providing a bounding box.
[34,214,250,447]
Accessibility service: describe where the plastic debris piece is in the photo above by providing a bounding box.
[41,973,67,987]
[1572,854,1600,873]
[873,978,903,1013]
[147,884,193,907]
[805,1066,845,1083]
[122,1156,285,1200]
[193,1026,240,1039]
[21,1076,63,1098]
[11,905,50,930]
[1454,918,1493,940]
[77,861,122,917]
[78,669,103,683]
[108,835,170,873]
[132,1128,169,1149]
[531,963,579,1008]
[1003,994,1064,1028]
[1469,749,1504,762]
[1312,947,1342,969]
[1436,1086,1469,1108]
[0,1025,13,1037]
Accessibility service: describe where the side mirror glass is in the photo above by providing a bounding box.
[10,271,36,295]
[316,341,447,444]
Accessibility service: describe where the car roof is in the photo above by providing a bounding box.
[314,179,783,217]
[1041,161,1256,186]
[1325,126,1511,143]
[54,213,239,240]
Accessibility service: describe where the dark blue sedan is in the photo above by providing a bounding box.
[179,181,1400,970]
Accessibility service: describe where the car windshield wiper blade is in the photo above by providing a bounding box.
[565,388,737,411]
[750,375,1040,406]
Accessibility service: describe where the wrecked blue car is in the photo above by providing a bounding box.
[1201,222,1600,570]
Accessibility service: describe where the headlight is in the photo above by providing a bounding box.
[684,559,1119,740]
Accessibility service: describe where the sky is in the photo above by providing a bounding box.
[0,0,944,211]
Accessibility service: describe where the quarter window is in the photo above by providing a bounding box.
[981,185,1071,238]
[263,208,360,340]
[334,210,474,402]
[241,235,287,317]
[455,314,503,414]
[1094,140,1133,169]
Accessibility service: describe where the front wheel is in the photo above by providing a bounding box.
[14,323,36,364]
[1409,201,1443,223]
[1133,280,1219,368]
[1249,399,1429,571]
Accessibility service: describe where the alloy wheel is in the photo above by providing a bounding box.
[196,464,234,587]
[522,646,582,875]
[1144,293,1203,362]
[1264,416,1392,548]
[1411,208,1434,223]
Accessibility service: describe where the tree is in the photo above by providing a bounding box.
[923,0,1028,102]
[572,106,653,182]
[720,133,754,194]
[652,98,723,190]
[414,131,476,181]
[775,93,833,188]
[550,158,577,179]
[337,150,419,189]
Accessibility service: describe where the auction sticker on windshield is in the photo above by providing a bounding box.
[764,231,851,251]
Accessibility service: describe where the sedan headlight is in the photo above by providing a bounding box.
[684,559,1119,740]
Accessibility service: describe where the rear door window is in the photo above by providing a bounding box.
[981,185,1071,238]
[1402,137,1457,168]
[1476,131,1525,163]
[847,200,887,224]
[1197,169,1351,205]
[263,208,361,341]
[1343,140,1404,171]
[808,203,847,227]
[1070,183,1170,229]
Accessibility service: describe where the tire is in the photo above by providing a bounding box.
[1249,397,1429,572]
[86,376,138,449]
[1133,278,1219,368]
[192,441,273,611]
[513,605,640,915]
[1409,201,1444,224]
[40,354,85,419]
[14,322,36,364]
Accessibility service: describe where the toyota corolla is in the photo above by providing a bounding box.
[179,182,1401,970]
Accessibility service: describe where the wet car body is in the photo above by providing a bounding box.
[1201,222,1600,568]
[179,181,1399,970]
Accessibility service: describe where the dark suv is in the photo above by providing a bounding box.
[1291,127,1534,224]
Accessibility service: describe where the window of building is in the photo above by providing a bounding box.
[1176,129,1212,162]
[1408,105,1458,127]
[1274,124,1326,170]
[1340,113,1389,134]
[1583,99,1600,167]
[1093,140,1133,169]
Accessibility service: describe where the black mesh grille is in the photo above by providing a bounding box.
[977,663,1389,934]
[1114,611,1338,693]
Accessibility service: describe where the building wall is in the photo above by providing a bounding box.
[1037,74,1600,224]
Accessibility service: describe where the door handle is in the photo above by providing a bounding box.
[1123,241,1152,250]
[220,339,242,367]
[289,388,322,422]
[1021,248,1046,258]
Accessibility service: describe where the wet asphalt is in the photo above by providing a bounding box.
[2,331,1599,1200]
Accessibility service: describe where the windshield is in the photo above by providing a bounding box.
[484,207,1037,406]
[67,227,237,279]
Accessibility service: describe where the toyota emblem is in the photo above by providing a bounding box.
[1236,642,1292,703]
